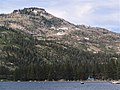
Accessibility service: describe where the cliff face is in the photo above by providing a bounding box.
[0,7,120,54]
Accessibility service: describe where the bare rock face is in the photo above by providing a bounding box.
[13,7,45,14]
[0,7,120,54]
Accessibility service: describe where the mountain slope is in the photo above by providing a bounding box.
[0,26,120,81]
[0,7,120,54]
[0,7,120,81]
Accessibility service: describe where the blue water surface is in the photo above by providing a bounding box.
[0,81,120,90]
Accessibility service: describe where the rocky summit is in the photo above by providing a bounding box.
[0,7,120,54]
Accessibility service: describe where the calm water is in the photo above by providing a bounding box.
[0,81,120,90]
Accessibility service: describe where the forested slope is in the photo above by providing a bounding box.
[0,26,120,81]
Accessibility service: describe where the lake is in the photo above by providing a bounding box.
[0,81,120,90]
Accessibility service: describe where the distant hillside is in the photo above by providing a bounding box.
[0,7,120,54]
[0,7,120,81]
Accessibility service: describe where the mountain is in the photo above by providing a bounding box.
[0,7,120,54]
[0,7,120,81]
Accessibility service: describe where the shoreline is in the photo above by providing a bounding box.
[0,79,111,83]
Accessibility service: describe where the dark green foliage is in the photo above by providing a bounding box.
[0,26,120,81]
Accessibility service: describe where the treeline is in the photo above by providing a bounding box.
[0,26,120,81]
[12,52,120,81]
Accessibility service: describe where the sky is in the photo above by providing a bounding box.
[0,0,120,33]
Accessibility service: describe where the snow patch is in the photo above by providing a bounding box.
[56,32,66,35]
[33,10,38,14]
[50,26,56,30]
[57,27,68,30]
[84,37,89,40]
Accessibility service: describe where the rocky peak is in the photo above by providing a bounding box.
[13,7,46,15]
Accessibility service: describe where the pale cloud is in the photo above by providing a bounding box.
[74,3,94,17]
[46,3,95,24]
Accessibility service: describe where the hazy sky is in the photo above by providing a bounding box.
[0,0,120,33]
